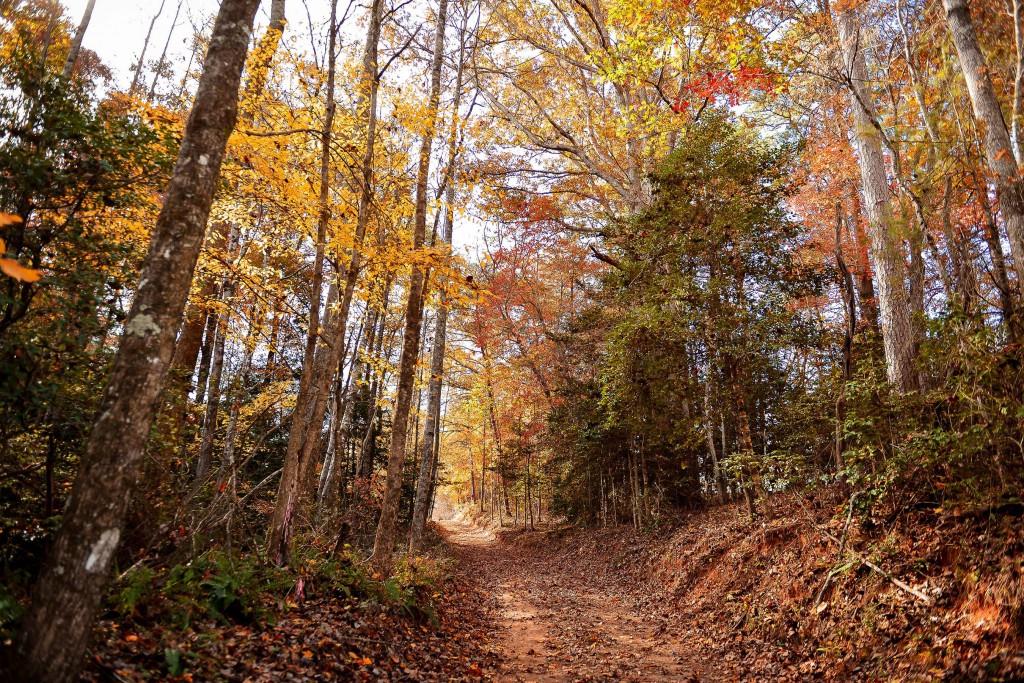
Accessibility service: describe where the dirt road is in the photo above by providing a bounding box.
[439,516,702,682]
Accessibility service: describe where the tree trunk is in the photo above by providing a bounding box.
[11,3,260,680]
[370,0,449,573]
[835,8,917,391]
[148,0,184,100]
[943,0,1024,293]
[268,0,381,566]
[1013,0,1024,164]
[61,0,96,79]
[194,308,226,484]
[129,0,167,96]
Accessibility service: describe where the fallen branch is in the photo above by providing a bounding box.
[798,494,932,606]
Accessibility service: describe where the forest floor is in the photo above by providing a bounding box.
[81,490,1024,681]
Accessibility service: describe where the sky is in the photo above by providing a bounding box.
[61,0,225,88]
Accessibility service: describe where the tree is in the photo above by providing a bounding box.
[61,0,95,79]
[942,0,1024,300]
[371,0,449,572]
[834,7,918,391]
[11,1,262,679]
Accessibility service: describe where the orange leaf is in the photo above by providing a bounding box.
[0,212,22,227]
[0,258,42,282]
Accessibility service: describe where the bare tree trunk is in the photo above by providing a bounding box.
[835,8,917,391]
[129,0,167,96]
[943,0,1024,292]
[194,307,226,484]
[371,0,449,573]
[148,0,184,101]
[11,3,260,680]
[61,0,96,79]
[268,0,381,565]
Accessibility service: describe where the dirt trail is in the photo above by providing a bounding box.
[439,516,702,682]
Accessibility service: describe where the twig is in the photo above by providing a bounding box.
[813,492,858,608]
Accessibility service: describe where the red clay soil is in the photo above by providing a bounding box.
[445,489,1024,681]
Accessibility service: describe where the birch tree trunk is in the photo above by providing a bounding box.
[835,9,918,391]
[11,2,260,679]
[371,0,449,572]
[943,0,1024,295]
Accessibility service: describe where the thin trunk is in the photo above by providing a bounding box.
[268,0,374,567]
[194,308,218,405]
[371,0,449,573]
[194,312,226,484]
[219,311,258,485]
[1013,0,1024,164]
[847,187,879,331]
[12,3,260,680]
[61,0,96,79]
[129,0,167,96]
[148,0,184,101]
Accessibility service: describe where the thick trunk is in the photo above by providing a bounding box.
[835,9,917,391]
[943,0,1024,291]
[11,3,259,680]
[61,0,96,79]
[267,0,381,566]
[370,0,449,573]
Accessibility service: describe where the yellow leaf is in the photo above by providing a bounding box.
[0,258,42,282]
[0,212,22,227]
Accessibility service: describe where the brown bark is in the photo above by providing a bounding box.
[268,0,382,565]
[371,0,449,573]
[11,2,260,680]
[943,0,1024,293]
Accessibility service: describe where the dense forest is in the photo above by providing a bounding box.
[1,0,1023,679]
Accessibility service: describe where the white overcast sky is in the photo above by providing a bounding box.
[59,1,337,88]
[61,1,221,86]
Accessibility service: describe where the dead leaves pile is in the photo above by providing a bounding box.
[83,565,501,681]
